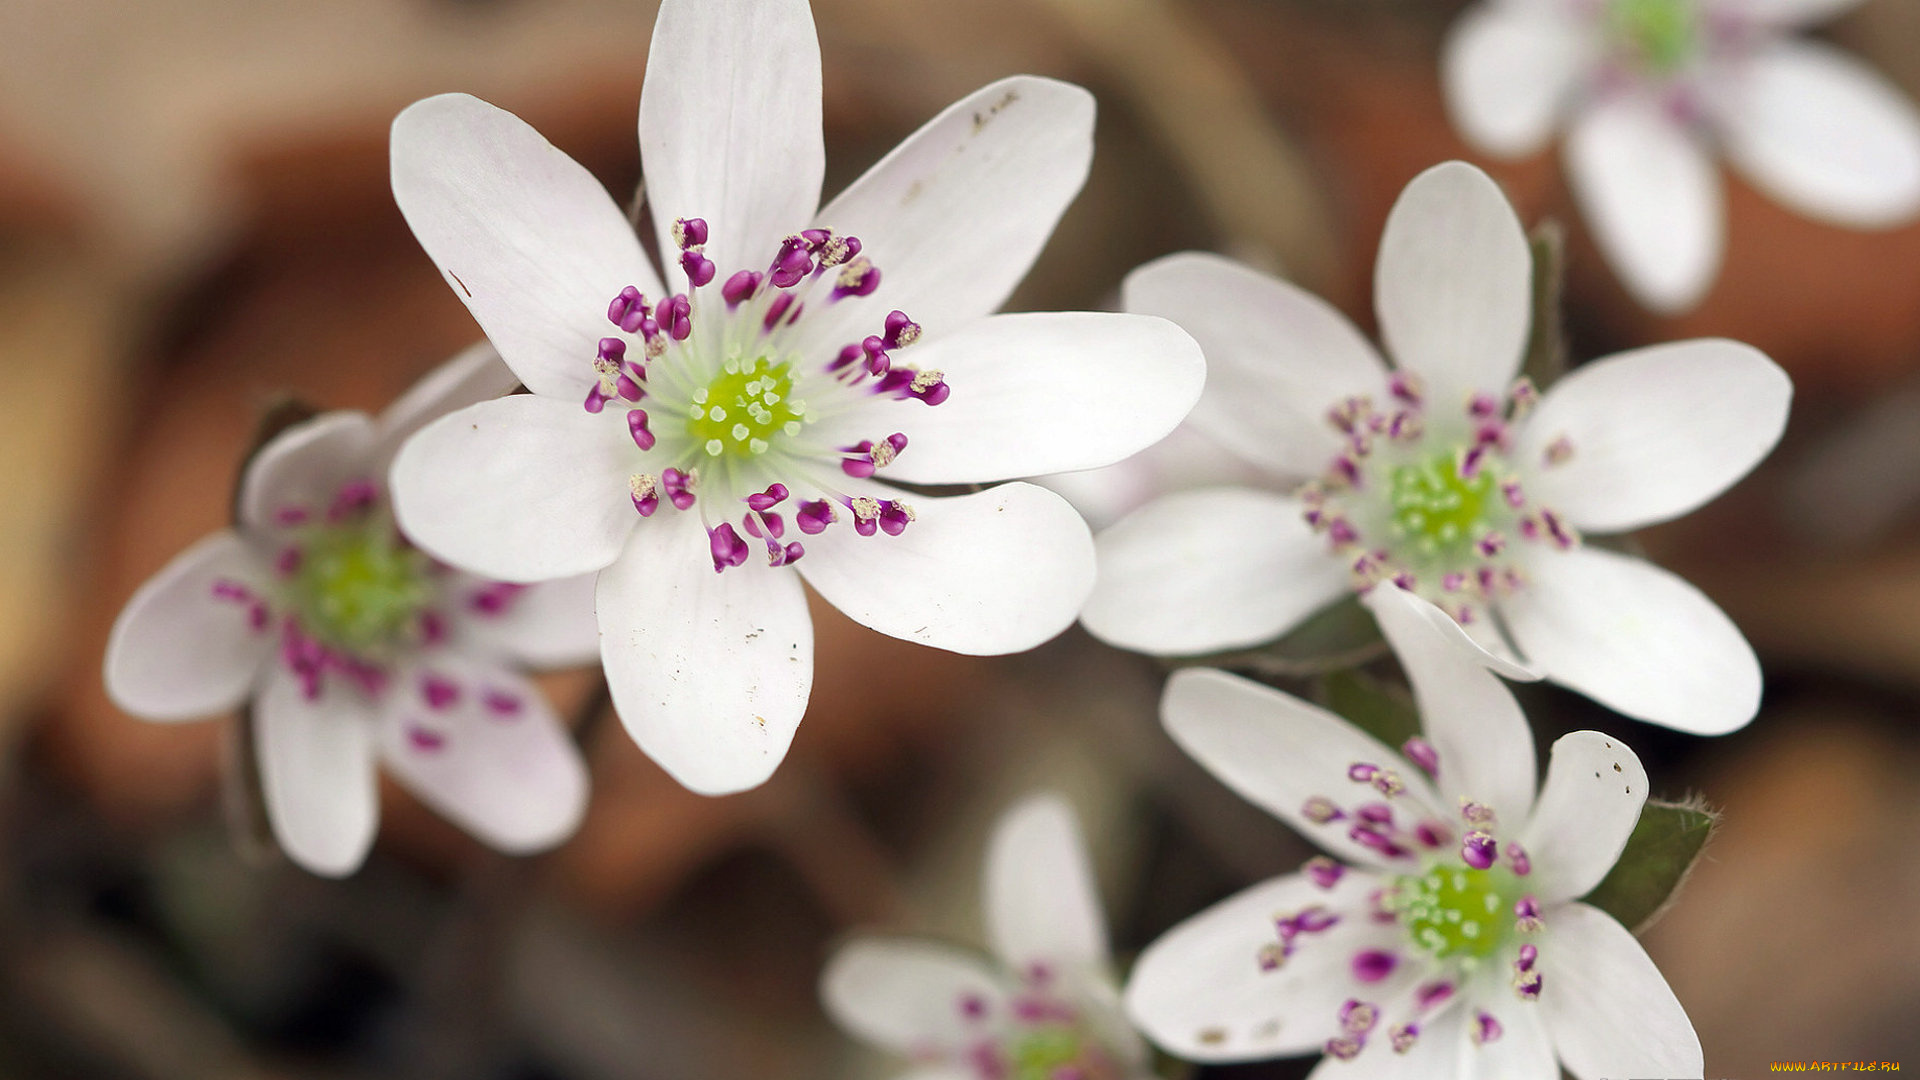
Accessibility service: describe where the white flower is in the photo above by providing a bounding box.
[1442,0,1920,312]
[384,0,1205,795]
[103,346,595,877]
[821,794,1151,1080]
[1083,162,1791,735]
[1124,587,1702,1079]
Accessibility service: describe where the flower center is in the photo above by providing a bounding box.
[580,218,950,573]
[291,521,433,655]
[954,967,1126,1080]
[1389,863,1520,961]
[1301,375,1580,626]
[1609,0,1696,73]
[686,354,805,459]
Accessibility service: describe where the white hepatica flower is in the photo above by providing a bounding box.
[822,794,1151,1080]
[1125,588,1702,1079]
[386,0,1204,795]
[104,346,595,877]
[1083,162,1792,735]
[1443,0,1920,312]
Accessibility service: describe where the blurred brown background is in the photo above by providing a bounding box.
[3,0,1919,1077]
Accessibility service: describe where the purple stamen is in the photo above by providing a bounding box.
[1504,842,1532,876]
[662,469,696,511]
[1351,950,1398,983]
[764,291,796,331]
[1304,856,1345,889]
[407,725,447,753]
[1461,830,1497,869]
[878,500,914,537]
[470,582,527,616]
[273,505,310,528]
[629,474,659,517]
[1516,943,1538,971]
[482,688,523,717]
[1471,1011,1504,1046]
[1302,796,1345,824]
[832,257,880,299]
[608,285,649,332]
[419,610,446,644]
[747,483,789,512]
[708,523,749,572]
[883,309,921,348]
[796,499,836,535]
[1414,820,1451,848]
[1514,895,1544,932]
[422,673,460,711]
[1401,737,1439,777]
[627,409,655,450]
[663,295,693,340]
[1348,762,1379,783]
[1415,981,1454,1012]
[1339,999,1379,1035]
[673,217,709,249]
[959,994,988,1021]
[1390,1023,1419,1054]
[722,269,762,307]
[327,479,377,522]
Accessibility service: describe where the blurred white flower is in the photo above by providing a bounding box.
[104,346,595,877]
[1125,589,1701,1079]
[1083,162,1792,736]
[385,0,1204,796]
[822,794,1151,1080]
[1443,0,1920,312]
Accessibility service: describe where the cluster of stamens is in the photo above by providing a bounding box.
[581,218,952,573]
[208,479,535,752]
[1261,740,1548,1063]
[1302,373,1577,625]
[952,964,1124,1080]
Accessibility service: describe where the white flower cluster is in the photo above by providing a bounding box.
[106,0,1908,1074]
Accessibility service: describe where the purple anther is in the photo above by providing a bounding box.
[608,285,650,332]
[1502,479,1526,508]
[1390,571,1417,592]
[1350,824,1406,858]
[1544,434,1574,466]
[1357,802,1394,826]
[1390,1023,1419,1054]
[1471,1011,1504,1045]
[1468,392,1500,420]
[249,603,270,631]
[708,523,750,572]
[673,217,709,249]
[1389,372,1423,405]
[1461,829,1497,869]
[799,227,832,251]
[1302,796,1344,824]
[832,258,881,299]
[1339,999,1380,1035]
[584,384,610,413]
[275,546,302,577]
[1348,762,1380,784]
[1416,981,1455,1012]
[1328,517,1359,546]
[1387,411,1421,440]
[470,582,527,616]
[627,409,656,451]
[795,499,836,535]
[1256,942,1288,972]
[662,468,696,511]
[598,336,628,363]
[883,309,921,348]
[959,993,988,1021]
[616,372,645,402]
[211,579,252,603]
[912,376,950,406]
[829,343,861,373]
[1504,842,1532,876]
[878,500,914,536]
[1292,905,1340,935]
[745,512,784,540]
[1460,801,1496,825]
[408,725,448,753]
[764,291,796,331]
[1458,443,1488,481]
[1304,856,1345,889]
[1514,895,1544,932]
[840,453,877,479]
[1352,950,1398,984]
[664,295,693,341]
[629,475,659,517]
[419,610,447,645]
[482,688,523,717]
[746,484,789,511]
[1518,514,1541,542]
[1541,508,1577,549]
[328,479,378,522]
[421,673,460,710]
[1476,531,1506,558]
[1401,737,1439,777]
[273,505,310,528]
[769,237,813,287]
[770,541,804,566]
[1414,820,1451,849]
[1514,969,1543,1000]
[722,270,763,308]
[1324,1035,1363,1061]
[1332,455,1362,488]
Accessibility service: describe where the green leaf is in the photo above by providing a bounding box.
[1317,667,1421,750]
[1521,219,1569,393]
[1171,595,1385,679]
[1581,797,1718,933]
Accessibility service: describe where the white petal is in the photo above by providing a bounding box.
[1303,1009,1463,1080]
[984,793,1108,975]
[796,482,1092,656]
[1160,669,1443,871]
[639,0,823,278]
[1453,977,1557,1080]
[370,343,521,472]
[820,937,1005,1056]
[1441,3,1584,159]
[801,76,1095,352]
[449,571,602,669]
[255,669,379,878]
[378,660,587,854]
[855,312,1205,485]
[1503,546,1760,734]
[597,515,812,796]
[1517,731,1648,905]
[1375,162,1533,401]
[1039,420,1278,531]
[1364,586,1537,826]
[1565,96,1723,314]
[1124,870,1394,1062]
[1540,903,1702,1078]
[238,411,377,534]
[104,531,272,722]
[1121,252,1389,478]
[390,93,663,400]
[1518,339,1791,532]
[389,396,637,583]
[1738,0,1867,25]
[1721,39,1920,229]
[1082,488,1348,656]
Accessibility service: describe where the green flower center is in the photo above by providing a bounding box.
[686,354,806,460]
[1389,451,1495,556]
[1007,1026,1117,1080]
[292,524,432,655]
[1391,864,1521,961]
[1609,0,1696,73]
